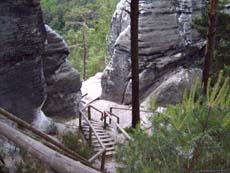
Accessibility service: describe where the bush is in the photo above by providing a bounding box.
[61,131,93,159]
[117,72,230,173]
[16,150,45,173]
[0,149,8,173]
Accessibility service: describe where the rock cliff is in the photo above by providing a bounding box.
[42,25,82,118]
[0,1,82,126]
[101,0,205,105]
[0,0,46,122]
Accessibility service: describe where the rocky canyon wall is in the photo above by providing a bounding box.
[42,25,82,118]
[0,1,82,126]
[0,0,46,122]
[101,0,205,105]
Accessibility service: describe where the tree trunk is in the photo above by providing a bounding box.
[203,0,219,93]
[0,121,101,173]
[131,0,140,128]
[82,22,87,81]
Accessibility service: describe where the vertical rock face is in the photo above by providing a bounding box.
[0,1,46,122]
[42,25,82,118]
[102,0,205,104]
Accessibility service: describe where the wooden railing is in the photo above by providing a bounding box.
[109,107,152,114]
[79,107,106,171]
[0,108,101,172]
[104,111,131,141]
[79,100,133,170]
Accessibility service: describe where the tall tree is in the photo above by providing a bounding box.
[131,0,140,128]
[203,0,219,93]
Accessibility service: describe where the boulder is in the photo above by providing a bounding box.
[42,25,82,118]
[141,67,202,108]
[0,0,46,122]
[101,0,205,105]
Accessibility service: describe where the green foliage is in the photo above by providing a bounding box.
[117,73,230,173]
[61,131,93,159]
[0,149,9,173]
[193,1,230,80]
[41,0,119,78]
[16,150,45,173]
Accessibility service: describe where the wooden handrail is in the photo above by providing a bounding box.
[81,97,101,111]
[0,108,96,170]
[104,111,132,141]
[80,111,106,149]
[89,105,104,120]
[110,107,153,113]
[88,149,104,163]
[108,111,120,124]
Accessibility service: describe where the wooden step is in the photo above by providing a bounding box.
[83,135,111,140]
[93,142,115,147]
[85,135,111,140]
[105,151,116,156]
[82,126,104,130]
[83,123,104,127]
[95,147,115,152]
[82,129,105,133]
[92,138,114,143]
[83,132,110,136]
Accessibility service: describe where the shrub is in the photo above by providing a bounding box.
[117,72,230,173]
[16,150,45,173]
[61,131,93,159]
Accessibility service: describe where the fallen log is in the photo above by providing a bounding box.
[0,108,90,167]
[0,121,101,173]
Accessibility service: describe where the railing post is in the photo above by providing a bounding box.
[109,108,113,124]
[100,112,103,121]
[88,106,91,120]
[103,112,107,129]
[79,112,82,130]
[101,150,106,171]
[89,127,92,146]
[110,107,112,114]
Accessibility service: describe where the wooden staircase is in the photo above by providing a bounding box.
[79,103,131,170]
[82,119,116,156]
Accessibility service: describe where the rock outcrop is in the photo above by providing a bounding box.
[0,1,46,122]
[101,0,205,104]
[42,25,82,118]
[141,68,202,107]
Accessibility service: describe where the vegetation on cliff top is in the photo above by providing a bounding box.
[41,0,119,79]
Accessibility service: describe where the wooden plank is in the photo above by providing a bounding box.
[95,147,115,152]
[83,125,103,129]
[93,142,115,147]
[92,138,114,143]
[83,129,105,132]
[86,135,111,140]
[105,151,116,156]
[83,132,110,136]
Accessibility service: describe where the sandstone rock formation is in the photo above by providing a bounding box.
[102,0,205,105]
[141,68,202,107]
[0,0,46,122]
[42,25,82,118]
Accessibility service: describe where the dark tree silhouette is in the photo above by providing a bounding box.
[131,0,140,128]
[203,0,219,93]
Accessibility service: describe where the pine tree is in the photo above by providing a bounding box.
[193,0,230,83]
